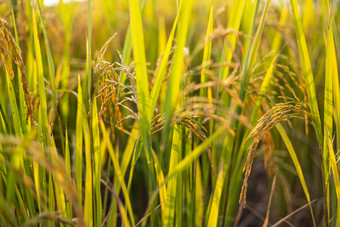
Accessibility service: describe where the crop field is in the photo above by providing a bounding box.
[0,0,340,226]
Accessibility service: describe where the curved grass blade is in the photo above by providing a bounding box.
[108,122,140,226]
[207,158,224,227]
[129,0,152,156]
[164,124,181,227]
[276,123,316,226]
[289,0,322,143]
[326,131,340,225]
[150,2,182,115]
[164,124,226,186]
[323,16,335,219]
[12,11,29,134]
[195,161,204,226]
[51,137,66,219]
[119,0,145,86]
[4,63,22,136]
[152,150,166,223]
[32,7,50,146]
[208,1,262,224]
[35,0,57,100]
[162,0,193,147]
[58,0,74,122]
[0,192,18,227]
[84,118,93,227]
[140,124,226,226]
[113,191,131,227]
[100,122,135,226]
[239,0,270,103]
[92,98,102,227]
[87,0,92,100]
[75,76,83,204]
[220,0,245,81]
[200,3,214,98]
[64,129,73,219]
[332,25,340,157]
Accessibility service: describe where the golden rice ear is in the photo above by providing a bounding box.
[240,101,310,204]
[0,19,34,126]
[263,132,275,176]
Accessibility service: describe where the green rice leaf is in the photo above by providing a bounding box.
[207,158,224,227]
[150,2,182,115]
[289,0,322,144]
[326,130,340,224]
[276,123,316,226]
[220,0,245,81]
[100,121,135,226]
[129,0,152,156]
[164,124,181,227]
[84,118,93,227]
[152,150,166,223]
[162,0,193,143]
[92,98,102,227]
[200,3,214,98]
[32,7,50,146]
[75,76,83,204]
[36,0,57,100]
[64,129,73,219]
[331,21,340,158]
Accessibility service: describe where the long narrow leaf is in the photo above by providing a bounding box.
[129,0,152,156]
[289,0,322,143]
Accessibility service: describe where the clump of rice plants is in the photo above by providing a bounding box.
[0,0,340,226]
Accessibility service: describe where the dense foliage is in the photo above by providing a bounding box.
[0,0,340,226]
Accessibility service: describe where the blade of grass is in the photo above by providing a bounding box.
[162,0,193,149]
[32,6,50,146]
[141,124,226,226]
[64,129,73,219]
[35,0,57,100]
[100,121,135,226]
[3,62,22,136]
[58,0,74,123]
[51,137,67,218]
[84,118,93,227]
[289,0,322,143]
[120,0,145,86]
[108,121,140,226]
[112,190,131,227]
[323,15,335,221]
[200,2,214,98]
[5,146,21,206]
[302,0,315,33]
[239,0,270,103]
[129,0,152,156]
[207,157,224,227]
[331,21,340,159]
[150,2,182,115]
[87,0,92,100]
[158,16,166,57]
[276,123,316,226]
[0,191,18,227]
[12,11,29,134]
[75,76,83,204]
[195,161,203,227]
[209,1,262,224]
[164,124,181,227]
[220,0,245,82]
[152,150,166,223]
[92,98,102,227]
[326,131,340,225]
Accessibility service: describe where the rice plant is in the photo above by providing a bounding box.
[0,0,340,226]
